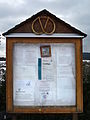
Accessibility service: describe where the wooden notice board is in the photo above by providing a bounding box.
[4,9,87,114]
[6,38,83,113]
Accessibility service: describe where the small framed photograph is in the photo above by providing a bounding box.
[40,45,51,57]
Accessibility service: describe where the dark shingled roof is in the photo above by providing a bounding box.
[3,9,87,37]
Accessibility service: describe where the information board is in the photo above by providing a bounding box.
[13,43,76,107]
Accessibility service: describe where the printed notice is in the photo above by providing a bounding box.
[13,80,35,106]
[56,44,76,106]
[35,80,56,106]
[42,57,55,81]
[13,44,38,106]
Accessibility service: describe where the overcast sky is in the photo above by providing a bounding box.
[0,0,90,57]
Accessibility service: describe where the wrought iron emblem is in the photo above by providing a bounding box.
[32,16,55,34]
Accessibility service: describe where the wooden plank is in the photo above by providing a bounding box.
[75,39,83,112]
[12,115,17,120]
[7,37,80,44]
[72,113,78,120]
[13,107,76,113]
[6,38,13,112]
[80,39,83,112]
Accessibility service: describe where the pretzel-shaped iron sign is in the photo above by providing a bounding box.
[32,16,56,34]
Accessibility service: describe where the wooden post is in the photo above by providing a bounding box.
[73,113,78,120]
[12,115,17,120]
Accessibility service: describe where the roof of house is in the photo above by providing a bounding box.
[3,9,87,37]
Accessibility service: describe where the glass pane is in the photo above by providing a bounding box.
[13,43,76,106]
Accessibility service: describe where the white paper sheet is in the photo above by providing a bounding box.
[56,44,76,105]
[13,44,38,106]
[14,79,35,106]
[35,80,56,106]
[56,89,76,106]
[42,57,55,81]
